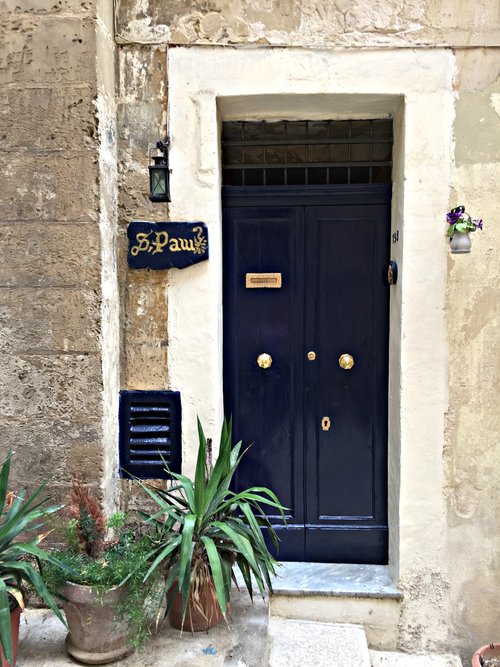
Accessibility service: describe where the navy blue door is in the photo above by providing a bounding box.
[223,185,390,564]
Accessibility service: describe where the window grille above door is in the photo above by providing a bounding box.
[221,119,393,187]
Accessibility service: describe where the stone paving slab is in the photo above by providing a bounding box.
[268,618,371,667]
[14,590,465,667]
[370,650,463,666]
[16,588,269,667]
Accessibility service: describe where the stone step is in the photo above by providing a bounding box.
[268,562,402,650]
[268,618,371,667]
[270,592,401,650]
[370,650,463,666]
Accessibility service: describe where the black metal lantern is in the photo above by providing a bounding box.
[148,139,170,202]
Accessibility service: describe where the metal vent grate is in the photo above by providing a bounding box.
[118,390,181,479]
[222,119,393,186]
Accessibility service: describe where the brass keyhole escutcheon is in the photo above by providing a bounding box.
[338,353,354,370]
[307,351,316,361]
[257,353,272,369]
[321,417,331,431]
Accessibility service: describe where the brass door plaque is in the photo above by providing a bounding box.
[245,273,282,288]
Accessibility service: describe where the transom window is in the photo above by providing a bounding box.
[221,119,393,186]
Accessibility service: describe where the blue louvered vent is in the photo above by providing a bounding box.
[118,390,181,479]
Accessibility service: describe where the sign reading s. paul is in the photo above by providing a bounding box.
[127,222,209,270]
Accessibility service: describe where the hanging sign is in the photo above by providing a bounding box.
[127,221,209,270]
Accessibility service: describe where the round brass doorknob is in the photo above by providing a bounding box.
[257,353,272,369]
[338,353,354,370]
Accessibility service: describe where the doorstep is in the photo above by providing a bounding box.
[267,562,403,651]
[270,562,402,599]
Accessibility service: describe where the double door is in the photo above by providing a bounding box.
[223,186,390,563]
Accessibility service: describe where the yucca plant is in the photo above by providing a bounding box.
[0,450,70,664]
[137,418,287,630]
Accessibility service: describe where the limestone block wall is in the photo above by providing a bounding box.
[0,0,117,509]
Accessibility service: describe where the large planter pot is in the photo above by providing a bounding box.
[450,231,472,254]
[167,578,225,632]
[472,643,500,666]
[61,582,132,665]
[0,605,21,667]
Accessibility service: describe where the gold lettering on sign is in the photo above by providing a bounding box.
[246,273,282,288]
[130,232,152,256]
[130,227,207,256]
[192,226,208,255]
[169,238,180,252]
[152,232,169,254]
[179,238,195,252]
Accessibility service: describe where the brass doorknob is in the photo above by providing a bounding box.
[338,353,354,370]
[257,353,272,369]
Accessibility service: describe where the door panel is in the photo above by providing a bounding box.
[303,205,389,563]
[223,187,390,564]
[223,205,305,551]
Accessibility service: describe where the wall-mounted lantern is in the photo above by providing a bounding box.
[149,139,170,202]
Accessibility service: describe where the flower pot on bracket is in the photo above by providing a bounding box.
[62,582,132,665]
[0,605,21,667]
[450,231,472,254]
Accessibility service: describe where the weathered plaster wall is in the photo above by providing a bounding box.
[115,44,172,509]
[114,2,499,659]
[114,0,499,47]
[95,0,121,516]
[0,0,117,505]
[117,46,169,393]
[445,49,500,657]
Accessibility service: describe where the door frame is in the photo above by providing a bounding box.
[166,46,453,581]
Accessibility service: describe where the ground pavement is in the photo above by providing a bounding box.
[15,588,463,667]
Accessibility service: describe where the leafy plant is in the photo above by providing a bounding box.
[0,450,70,664]
[447,205,484,237]
[137,417,287,630]
[44,477,161,651]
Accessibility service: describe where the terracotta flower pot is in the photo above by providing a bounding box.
[167,578,226,632]
[62,582,133,665]
[0,605,21,667]
[472,643,500,666]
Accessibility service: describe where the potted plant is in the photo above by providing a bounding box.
[446,204,484,254]
[44,476,161,665]
[472,643,500,666]
[137,417,287,632]
[0,450,70,667]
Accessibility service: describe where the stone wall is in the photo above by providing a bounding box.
[117,46,169,394]
[1,0,499,658]
[113,0,500,659]
[114,0,499,47]
[0,0,117,509]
